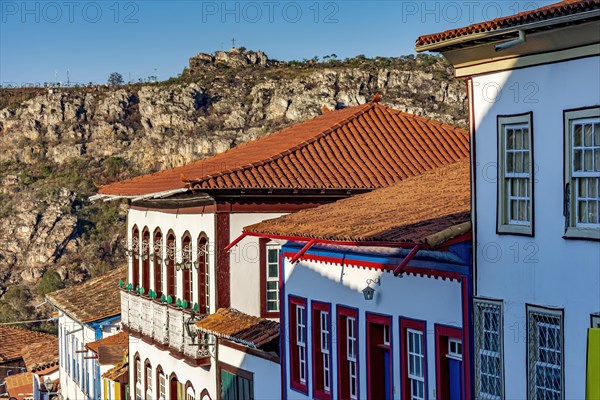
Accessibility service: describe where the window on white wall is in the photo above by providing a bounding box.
[158,370,166,400]
[135,357,142,400]
[527,306,563,400]
[407,329,425,400]
[474,299,504,400]
[497,113,534,235]
[297,304,307,385]
[564,107,600,239]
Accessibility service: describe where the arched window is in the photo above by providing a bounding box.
[144,359,152,400]
[197,233,209,314]
[182,233,193,305]
[134,354,142,400]
[156,365,166,400]
[153,228,163,297]
[141,228,150,293]
[169,373,180,400]
[166,231,176,299]
[132,226,140,288]
[185,381,195,400]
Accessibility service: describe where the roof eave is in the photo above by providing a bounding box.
[416,9,600,53]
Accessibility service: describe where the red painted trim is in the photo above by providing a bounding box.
[282,252,462,281]
[366,313,392,400]
[153,228,163,297]
[400,318,427,400]
[260,239,280,318]
[290,240,317,263]
[224,232,247,252]
[142,228,151,292]
[216,213,230,308]
[311,302,332,400]
[434,324,462,400]
[197,233,209,314]
[337,306,359,400]
[288,296,308,394]
[166,231,176,298]
[132,225,140,288]
[244,231,431,250]
[461,279,472,400]
[393,245,420,276]
[182,233,192,304]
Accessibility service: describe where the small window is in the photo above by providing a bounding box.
[527,306,564,400]
[474,299,504,400]
[260,239,280,317]
[497,113,534,236]
[289,296,308,394]
[338,306,359,400]
[312,302,332,400]
[407,329,425,400]
[564,107,600,239]
[220,365,254,400]
[157,370,166,400]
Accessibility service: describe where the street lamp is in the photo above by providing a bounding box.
[362,278,380,301]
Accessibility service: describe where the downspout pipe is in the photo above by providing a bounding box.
[393,245,420,276]
[495,30,526,52]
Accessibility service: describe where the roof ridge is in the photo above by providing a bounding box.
[188,102,377,186]
[377,103,468,134]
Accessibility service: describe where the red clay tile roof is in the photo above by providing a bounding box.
[0,326,56,363]
[195,308,279,350]
[416,0,600,48]
[4,372,33,400]
[102,362,128,382]
[46,266,126,324]
[86,332,128,365]
[98,102,468,197]
[245,158,471,246]
[21,340,59,372]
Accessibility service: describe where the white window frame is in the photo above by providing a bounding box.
[296,305,307,384]
[135,358,142,400]
[474,299,504,400]
[347,316,358,400]
[266,243,280,312]
[185,385,195,400]
[407,328,425,400]
[564,107,600,239]
[320,310,331,393]
[158,371,166,400]
[497,113,534,235]
[527,306,564,400]
[145,364,152,400]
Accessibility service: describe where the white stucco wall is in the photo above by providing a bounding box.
[282,256,464,400]
[127,209,216,310]
[472,55,600,399]
[229,212,286,316]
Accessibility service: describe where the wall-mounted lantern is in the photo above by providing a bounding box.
[362,278,381,301]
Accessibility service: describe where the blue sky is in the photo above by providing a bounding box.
[0,1,556,85]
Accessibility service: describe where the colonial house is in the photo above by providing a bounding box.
[94,98,470,399]
[0,327,59,400]
[416,1,600,398]
[46,266,126,400]
[85,332,129,400]
[238,158,472,400]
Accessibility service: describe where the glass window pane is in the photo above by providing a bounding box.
[579,201,588,223]
[524,152,530,173]
[574,150,582,172]
[574,125,582,146]
[267,248,278,263]
[584,124,593,146]
[507,129,515,149]
[523,128,530,148]
[268,264,278,278]
[594,123,600,146]
[579,178,588,197]
[585,150,594,171]
[515,129,523,150]
[515,152,523,173]
[595,150,600,172]
[589,201,598,224]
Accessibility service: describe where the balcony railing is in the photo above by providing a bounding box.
[120,290,210,361]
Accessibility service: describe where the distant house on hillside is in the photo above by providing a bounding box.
[46,266,127,400]
[94,98,469,400]
[240,158,472,400]
[0,326,59,400]
[417,1,600,398]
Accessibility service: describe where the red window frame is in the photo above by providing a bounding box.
[197,233,209,314]
[132,225,140,288]
[288,296,308,394]
[153,228,163,297]
[434,324,462,400]
[141,228,150,292]
[166,231,176,299]
[312,302,332,400]
[366,313,392,400]
[400,318,427,400]
[181,232,192,304]
[259,238,280,318]
[337,306,359,400]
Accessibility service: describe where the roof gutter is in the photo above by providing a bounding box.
[89,188,190,202]
[416,10,600,53]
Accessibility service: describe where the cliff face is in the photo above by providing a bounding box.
[0,49,467,323]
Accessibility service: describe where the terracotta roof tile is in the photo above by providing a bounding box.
[0,327,56,363]
[99,102,469,196]
[4,372,33,400]
[245,159,471,246]
[21,340,59,372]
[195,308,279,350]
[416,0,600,48]
[102,362,128,382]
[85,332,128,365]
[46,266,126,324]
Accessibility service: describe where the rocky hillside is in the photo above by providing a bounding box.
[0,48,467,326]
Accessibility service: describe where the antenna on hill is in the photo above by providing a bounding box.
[231,37,236,48]
[66,69,70,86]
